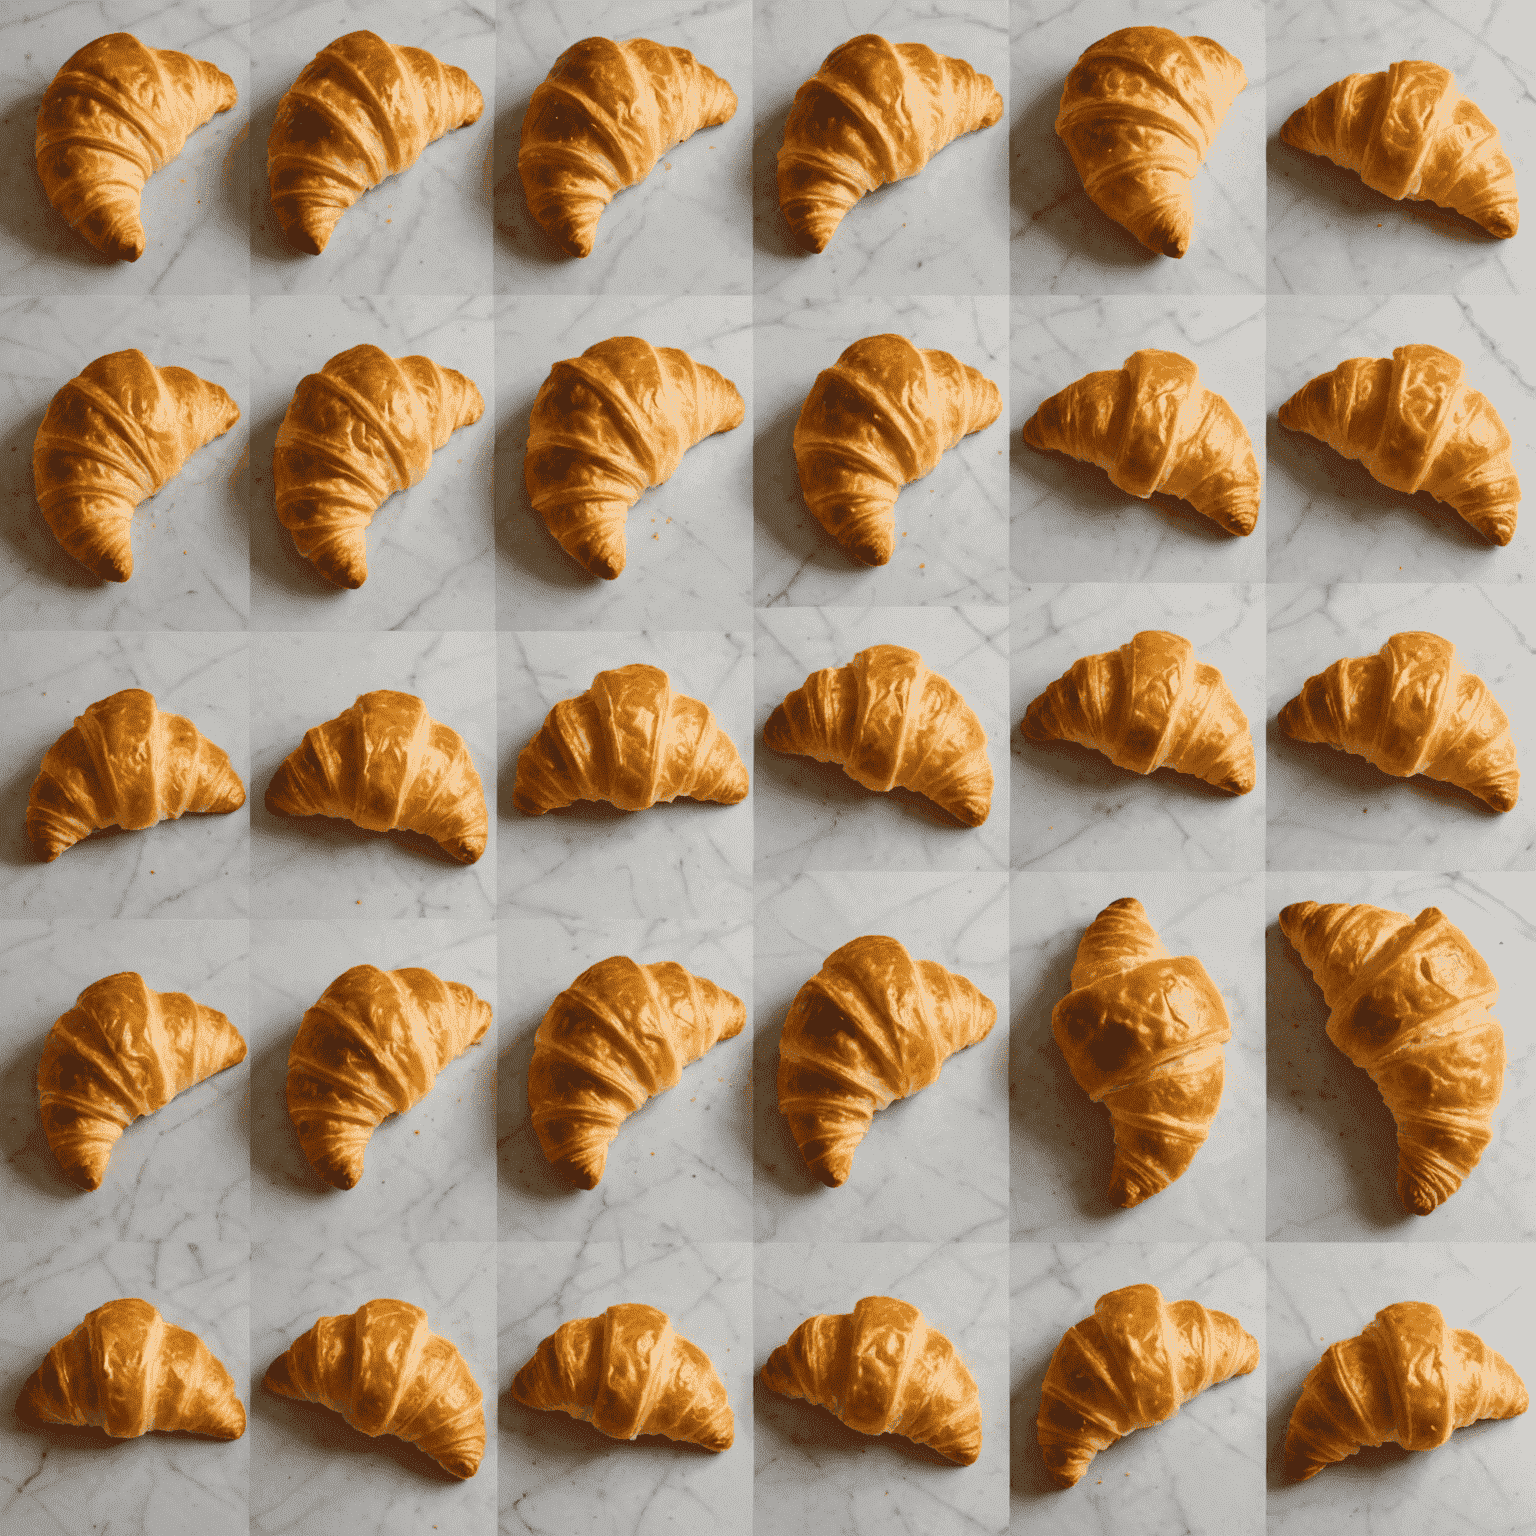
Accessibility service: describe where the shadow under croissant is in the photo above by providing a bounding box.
[501,1384,722,1458]
[246,87,311,266]
[0,1024,89,1200]
[491,91,584,267]
[1019,734,1250,804]
[752,396,867,579]
[756,741,985,832]
[253,1386,464,1483]
[751,92,812,262]
[751,980,823,1199]
[752,1373,963,1468]
[256,790,479,867]
[492,398,597,594]
[0,405,110,595]
[1009,1342,1065,1502]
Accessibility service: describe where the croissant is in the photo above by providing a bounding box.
[511,1303,733,1451]
[777,35,1003,252]
[36,33,236,262]
[764,644,992,826]
[274,344,484,588]
[27,687,245,863]
[1279,900,1504,1214]
[1021,630,1255,795]
[1278,631,1519,812]
[268,31,483,255]
[776,936,995,1188]
[762,1295,981,1465]
[264,1298,484,1478]
[512,664,748,815]
[265,690,488,863]
[1037,1283,1257,1488]
[524,336,743,580]
[1277,346,1519,546]
[1022,349,1260,536]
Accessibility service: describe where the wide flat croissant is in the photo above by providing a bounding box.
[274,343,484,588]
[777,35,1003,252]
[512,1303,733,1451]
[777,935,996,1188]
[794,334,1001,566]
[1278,631,1519,812]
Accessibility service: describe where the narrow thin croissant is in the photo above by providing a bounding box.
[1278,631,1519,812]
[274,344,484,589]
[777,35,1003,252]
[1022,349,1260,536]
[1037,1283,1257,1488]
[265,690,488,863]
[519,37,737,258]
[777,935,996,1188]
[524,336,743,580]
[512,1303,733,1451]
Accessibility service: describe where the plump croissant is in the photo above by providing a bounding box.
[777,936,995,1188]
[36,33,236,262]
[1038,1283,1257,1488]
[777,35,1003,252]
[265,690,488,863]
[274,344,484,588]
[512,1303,733,1451]
[1022,349,1260,536]
[264,1299,484,1478]
[1278,631,1518,812]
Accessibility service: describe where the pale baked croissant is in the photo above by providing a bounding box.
[524,336,743,580]
[265,690,488,863]
[274,344,484,589]
[1037,1283,1257,1488]
[1279,900,1504,1214]
[34,349,240,583]
[27,687,246,863]
[264,1298,484,1478]
[268,31,483,255]
[511,1303,733,1451]
[777,936,996,1188]
[512,664,748,815]
[764,644,992,826]
[762,1296,981,1465]
[794,335,1001,566]
[1278,631,1519,812]
[519,37,737,258]
[1022,349,1260,536]
[1277,346,1519,546]
[36,33,236,262]
[777,35,1003,252]
[1021,630,1255,795]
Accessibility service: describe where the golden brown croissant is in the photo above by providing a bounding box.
[777,936,995,1188]
[519,37,737,258]
[777,35,1003,252]
[523,336,743,580]
[18,1298,244,1439]
[762,1295,981,1465]
[1022,349,1260,536]
[265,690,488,863]
[1279,900,1504,1214]
[274,344,484,589]
[264,1298,484,1478]
[764,644,992,826]
[36,33,236,261]
[1277,346,1519,546]
[511,1303,733,1451]
[512,664,748,815]
[33,349,240,583]
[1037,1283,1257,1488]
[27,687,245,863]
[1278,631,1519,812]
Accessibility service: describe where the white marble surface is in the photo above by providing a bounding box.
[494,295,753,631]
[494,0,751,295]
[753,0,1009,299]
[1011,0,1266,295]
[752,872,1009,1242]
[753,295,1009,608]
[1012,296,1267,584]
[496,917,753,1241]
[1267,584,1535,870]
[754,1241,1009,1535]
[250,629,497,916]
[1012,584,1267,870]
[1267,0,1535,295]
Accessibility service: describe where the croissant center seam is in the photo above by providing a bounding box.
[47,70,166,168]
[306,372,417,492]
